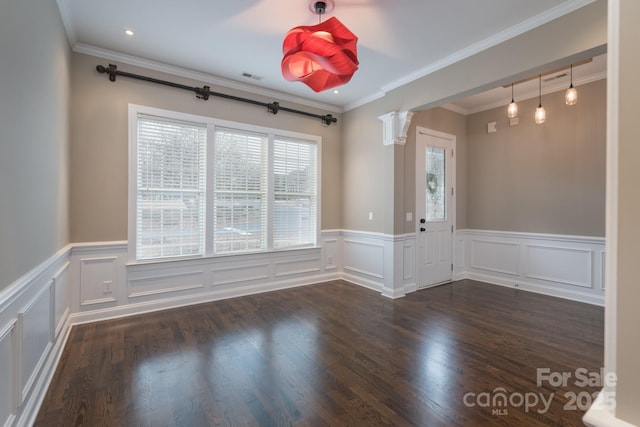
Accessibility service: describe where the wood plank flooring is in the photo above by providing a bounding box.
[36,279,604,426]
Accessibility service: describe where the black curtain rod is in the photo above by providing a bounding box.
[96,64,338,126]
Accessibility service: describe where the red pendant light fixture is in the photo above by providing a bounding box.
[281,0,359,92]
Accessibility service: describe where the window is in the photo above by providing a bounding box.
[129,105,320,261]
[273,137,317,248]
[135,116,206,260]
[213,128,267,253]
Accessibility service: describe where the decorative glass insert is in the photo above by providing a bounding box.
[426,147,446,222]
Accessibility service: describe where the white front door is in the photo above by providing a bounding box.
[416,127,456,289]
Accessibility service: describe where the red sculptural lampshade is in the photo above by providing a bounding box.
[282,16,359,92]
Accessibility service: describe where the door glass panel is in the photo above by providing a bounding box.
[426,147,446,222]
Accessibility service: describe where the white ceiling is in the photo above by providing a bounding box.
[56,0,604,113]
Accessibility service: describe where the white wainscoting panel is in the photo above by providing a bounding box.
[274,255,322,278]
[454,234,466,280]
[0,244,72,427]
[53,262,70,339]
[340,231,417,297]
[525,244,592,288]
[458,230,605,305]
[403,235,416,293]
[19,283,53,404]
[323,238,339,271]
[211,263,270,287]
[344,238,384,280]
[128,270,205,300]
[71,236,342,324]
[79,256,118,306]
[471,239,520,276]
[0,320,17,427]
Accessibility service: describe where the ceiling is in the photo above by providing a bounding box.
[56,0,604,113]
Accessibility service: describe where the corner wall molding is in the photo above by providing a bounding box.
[378,111,414,146]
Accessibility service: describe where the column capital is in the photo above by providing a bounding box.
[378,111,414,146]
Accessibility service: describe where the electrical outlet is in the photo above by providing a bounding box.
[103,280,113,293]
[368,211,373,221]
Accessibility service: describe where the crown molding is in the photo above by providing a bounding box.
[73,44,343,114]
[378,0,597,96]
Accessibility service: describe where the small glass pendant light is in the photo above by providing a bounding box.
[565,64,578,105]
[535,75,546,124]
[507,83,518,118]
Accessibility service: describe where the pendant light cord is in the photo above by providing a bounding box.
[538,74,542,107]
[315,1,326,24]
[569,64,574,89]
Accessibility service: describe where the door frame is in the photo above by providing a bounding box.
[415,126,457,289]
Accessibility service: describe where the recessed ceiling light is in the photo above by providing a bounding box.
[124,29,135,36]
[333,90,340,94]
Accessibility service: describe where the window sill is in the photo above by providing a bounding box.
[126,245,322,268]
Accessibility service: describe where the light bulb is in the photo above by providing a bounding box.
[507,101,518,118]
[565,86,578,105]
[535,106,546,124]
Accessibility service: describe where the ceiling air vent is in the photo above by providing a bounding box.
[544,72,567,82]
[242,72,263,81]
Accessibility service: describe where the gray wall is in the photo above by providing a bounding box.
[341,0,607,235]
[0,1,70,291]
[70,52,343,242]
[466,79,606,236]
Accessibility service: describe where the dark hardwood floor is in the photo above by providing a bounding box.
[36,280,603,426]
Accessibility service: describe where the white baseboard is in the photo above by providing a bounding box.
[583,390,637,427]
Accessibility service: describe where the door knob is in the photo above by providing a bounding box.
[420,218,426,224]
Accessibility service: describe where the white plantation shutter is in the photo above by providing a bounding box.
[213,127,268,253]
[136,115,206,260]
[273,137,317,248]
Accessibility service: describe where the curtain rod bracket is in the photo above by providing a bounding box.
[195,86,210,101]
[96,64,118,82]
[321,114,337,125]
[267,102,280,115]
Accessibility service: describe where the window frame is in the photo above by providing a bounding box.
[128,104,322,264]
